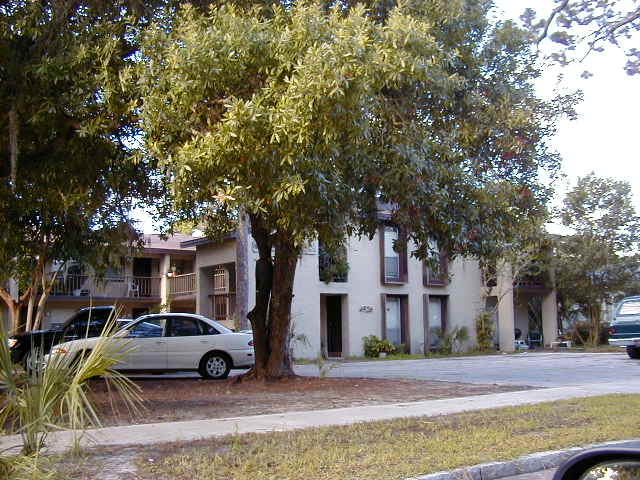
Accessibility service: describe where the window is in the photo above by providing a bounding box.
[619,300,640,316]
[200,321,220,335]
[318,242,348,283]
[380,226,408,283]
[423,250,449,287]
[127,318,166,338]
[168,318,202,336]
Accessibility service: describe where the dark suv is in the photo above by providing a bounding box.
[9,306,118,366]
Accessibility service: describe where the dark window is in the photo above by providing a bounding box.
[127,318,165,338]
[423,251,449,287]
[200,321,220,335]
[168,318,202,337]
[318,242,348,283]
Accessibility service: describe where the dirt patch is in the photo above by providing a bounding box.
[88,376,534,426]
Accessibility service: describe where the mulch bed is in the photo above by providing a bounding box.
[88,375,535,426]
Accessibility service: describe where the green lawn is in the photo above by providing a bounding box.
[124,394,640,480]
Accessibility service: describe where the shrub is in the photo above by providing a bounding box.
[362,335,397,357]
[475,311,495,351]
[434,326,469,354]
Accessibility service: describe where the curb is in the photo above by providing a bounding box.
[407,438,640,480]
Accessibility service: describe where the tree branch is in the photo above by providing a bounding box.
[537,0,571,45]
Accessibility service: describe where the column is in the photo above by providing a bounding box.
[542,290,558,347]
[159,254,171,311]
[497,261,515,352]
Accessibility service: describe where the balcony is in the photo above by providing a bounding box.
[50,274,161,298]
[168,273,196,297]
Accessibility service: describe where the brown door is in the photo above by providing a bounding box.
[326,296,342,357]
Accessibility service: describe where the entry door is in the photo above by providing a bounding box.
[386,296,402,347]
[326,296,342,357]
[429,297,443,349]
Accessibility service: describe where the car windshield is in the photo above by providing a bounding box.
[618,300,640,316]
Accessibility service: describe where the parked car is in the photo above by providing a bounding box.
[608,296,640,359]
[44,313,255,379]
[8,306,119,367]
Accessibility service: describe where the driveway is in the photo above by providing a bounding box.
[294,352,640,387]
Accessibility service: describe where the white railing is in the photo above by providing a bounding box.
[169,273,196,296]
[50,275,161,298]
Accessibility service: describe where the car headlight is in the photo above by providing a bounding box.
[51,346,70,355]
[7,338,17,349]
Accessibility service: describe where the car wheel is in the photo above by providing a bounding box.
[199,352,231,380]
[626,346,640,359]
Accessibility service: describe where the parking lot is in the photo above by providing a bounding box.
[294,351,640,388]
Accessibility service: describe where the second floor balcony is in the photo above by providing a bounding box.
[50,274,161,299]
[168,273,196,297]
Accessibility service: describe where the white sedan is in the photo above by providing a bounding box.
[45,313,254,379]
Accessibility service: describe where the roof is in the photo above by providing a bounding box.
[180,232,237,248]
[142,234,197,254]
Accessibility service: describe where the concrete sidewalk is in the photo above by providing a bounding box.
[3,380,640,454]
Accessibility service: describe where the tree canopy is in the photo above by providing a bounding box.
[523,0,640,75]
[554,173,640,344]
[0,0,165,331]
[135,0,574,378]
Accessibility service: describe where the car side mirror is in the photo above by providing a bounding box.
[553,448,640,480]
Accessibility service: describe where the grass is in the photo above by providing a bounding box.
[118,394,640,480]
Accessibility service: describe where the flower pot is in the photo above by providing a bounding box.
[379,352,387,358]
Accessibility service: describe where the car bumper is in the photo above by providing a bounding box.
[229,349,255,369]
[609,337,640,347]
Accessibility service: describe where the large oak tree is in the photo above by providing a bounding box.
[135,0,574,379]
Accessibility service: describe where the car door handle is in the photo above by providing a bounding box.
[199,340,208,344]
[156,341,165,344]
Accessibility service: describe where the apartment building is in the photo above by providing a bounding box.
[183,227,559,359]
[38,234,197,328]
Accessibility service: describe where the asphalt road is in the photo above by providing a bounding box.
[294,351,640,387]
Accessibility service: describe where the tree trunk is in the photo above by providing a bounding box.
[245,215,273,379]
[235,211,250,331]
[0,288,23,334]
[265,235,299,378]
[9,106,19,190]
[243,216,300,380]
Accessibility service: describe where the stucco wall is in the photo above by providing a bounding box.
[193,232,488,359]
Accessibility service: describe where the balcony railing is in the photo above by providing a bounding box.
[384,256,400,282]
[169,273,196,296]
[50,274,161,298]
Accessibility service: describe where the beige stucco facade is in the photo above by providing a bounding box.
[191,230,557,360]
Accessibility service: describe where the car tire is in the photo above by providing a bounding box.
[198,352,231,380]
[626,346,640,359]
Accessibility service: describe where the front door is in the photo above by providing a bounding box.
[385,296,402,347]
[326,296,342,357]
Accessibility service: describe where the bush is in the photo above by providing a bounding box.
[568,321,610,346]
[362,335,397,357]
[475,311,495,351]
[435,326,469,354]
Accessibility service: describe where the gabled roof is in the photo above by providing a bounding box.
[142,234,197,254]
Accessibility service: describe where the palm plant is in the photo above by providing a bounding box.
[0,312,142,455]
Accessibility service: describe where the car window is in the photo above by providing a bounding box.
[619,300,640,316]
[127,318,166,338]
[168,318,203,337]
[199,320,220,335]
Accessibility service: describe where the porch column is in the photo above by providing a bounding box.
[160,254,171,310]
[497,261,515,352]
[542,290,558,347]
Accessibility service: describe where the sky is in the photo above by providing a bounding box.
[493,0,640,231]
[136,1,640,234]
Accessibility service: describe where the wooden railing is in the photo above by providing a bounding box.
[50,275,161,298]
[169,273,196,296]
